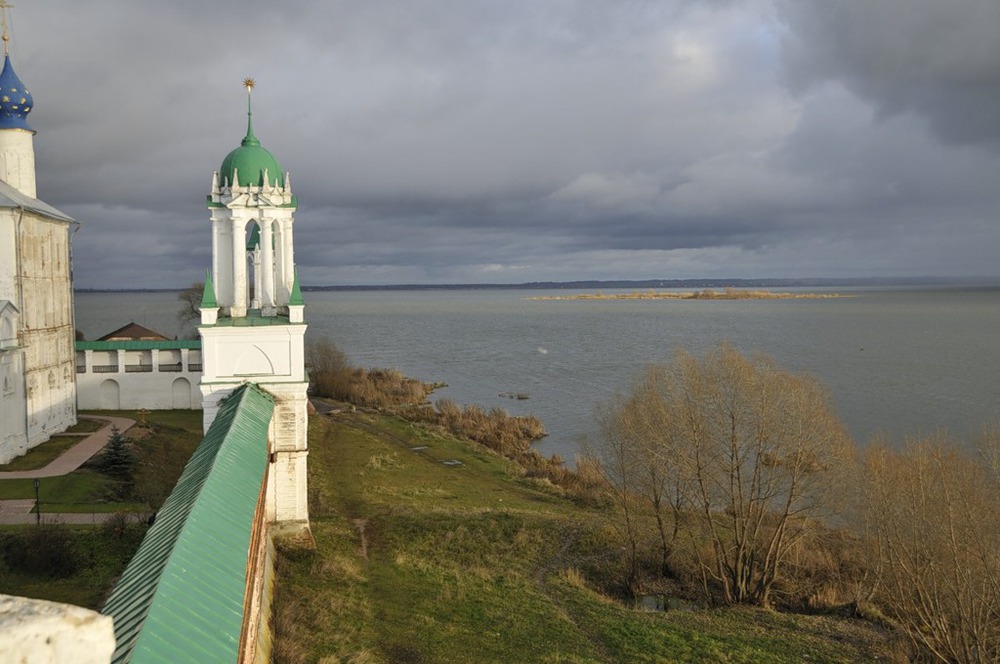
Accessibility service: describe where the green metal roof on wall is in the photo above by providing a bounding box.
[101,383,275,663]
[75,340,201,351]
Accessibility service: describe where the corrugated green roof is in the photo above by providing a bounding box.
[102,383,275,663]
[76,340,201,351]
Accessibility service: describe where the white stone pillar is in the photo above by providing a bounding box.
[231,219,247,317]
[251,246,262,310]
[215,218,234,312]
[260,220,275,312]
[280,220,295,304]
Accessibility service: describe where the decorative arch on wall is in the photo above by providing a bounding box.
[172,377,192,409]
[234,345,275,376]
[100,379,120,410]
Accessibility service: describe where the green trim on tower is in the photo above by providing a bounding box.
[201,270,218,309]
[288,271,305,306]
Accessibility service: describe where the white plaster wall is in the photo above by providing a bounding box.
[0,349,27,464]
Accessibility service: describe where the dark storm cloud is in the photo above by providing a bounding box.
[778,0,1000,147]
[7,1,1000,287]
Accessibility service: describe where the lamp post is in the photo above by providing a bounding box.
[32,478,40,526]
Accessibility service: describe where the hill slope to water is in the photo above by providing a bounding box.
[272,409,903,663]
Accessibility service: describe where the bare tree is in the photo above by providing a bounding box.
[595,343,854,606]
[595,395,646,595]
[177,282,204,336]
[862,436,1000,663]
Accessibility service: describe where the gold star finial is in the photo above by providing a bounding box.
[243,77,255,93]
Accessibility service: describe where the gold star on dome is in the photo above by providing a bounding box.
[243,77,255,93]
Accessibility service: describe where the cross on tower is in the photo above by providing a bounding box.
[0,0,13,56]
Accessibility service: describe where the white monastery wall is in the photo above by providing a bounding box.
[75,347,202,410]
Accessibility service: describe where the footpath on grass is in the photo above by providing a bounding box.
[0,416,135,525]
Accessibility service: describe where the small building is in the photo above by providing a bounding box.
[75,323,202,410]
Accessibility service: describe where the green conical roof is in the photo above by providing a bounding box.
[219,95,284,188]
[201,270,218,309]
[288,271,304,306]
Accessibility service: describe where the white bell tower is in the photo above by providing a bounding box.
[198,79,309,527]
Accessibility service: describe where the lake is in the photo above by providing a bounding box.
[75,286,1000,460]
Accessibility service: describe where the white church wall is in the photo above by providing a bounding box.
[18,211,75,447]
[0,209,16,302]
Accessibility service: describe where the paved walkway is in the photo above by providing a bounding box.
[0,416,137,525]
[0,416,135,480]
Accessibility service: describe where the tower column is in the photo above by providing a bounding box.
[280,220,294,303]
[260,219,275,311]
[231,218,247,317]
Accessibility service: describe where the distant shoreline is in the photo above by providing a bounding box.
[72,276,999,294]
[527,289,854,301]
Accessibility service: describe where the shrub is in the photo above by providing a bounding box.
[94,426,137,498]
[1,525,80,578]
[307,337,433,408]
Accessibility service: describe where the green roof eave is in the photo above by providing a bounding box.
[102,383,275,664]
[76,340,201,351]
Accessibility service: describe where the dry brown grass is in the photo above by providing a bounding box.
[307,338,434,408]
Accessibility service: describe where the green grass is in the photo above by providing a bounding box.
[66,417,106,434]
[0,410,203,510]
[0,436,83,471]
[80,409,203,435]
[0,468,112,503]
[273,412,904,663]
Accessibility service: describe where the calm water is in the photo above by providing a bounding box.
[75,287,1000,460]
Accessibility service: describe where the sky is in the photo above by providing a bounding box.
[10,0,1000,288]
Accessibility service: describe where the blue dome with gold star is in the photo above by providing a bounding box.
[0,55,32,131]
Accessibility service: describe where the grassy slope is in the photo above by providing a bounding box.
[273,411,900,663]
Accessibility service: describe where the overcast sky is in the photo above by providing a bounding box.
[10,0,1000,288]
